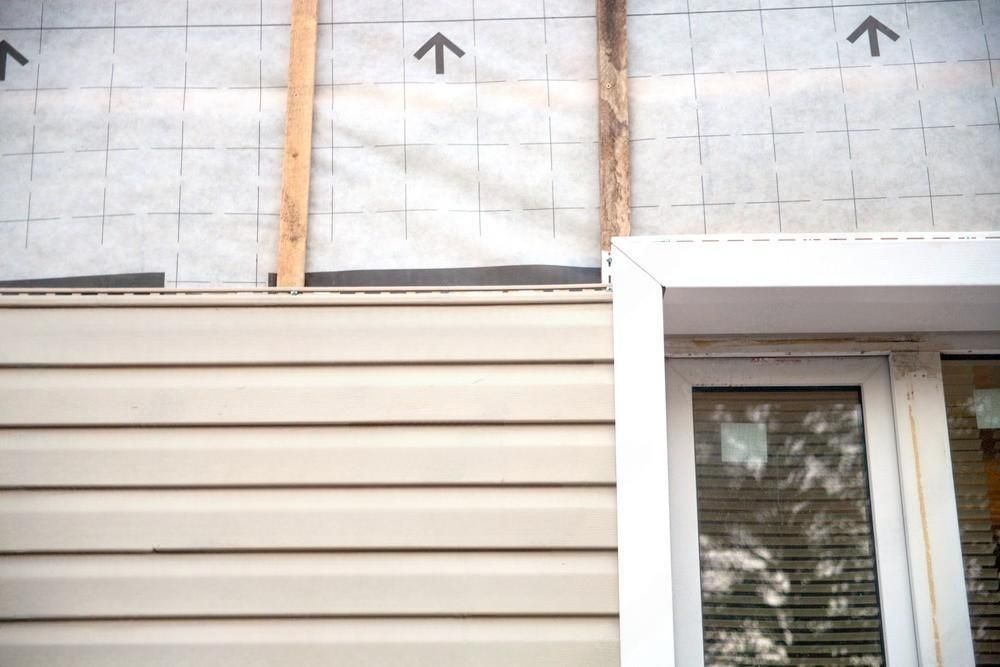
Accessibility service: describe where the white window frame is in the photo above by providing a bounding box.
[666,356,916,666]
[611,233,1000,667]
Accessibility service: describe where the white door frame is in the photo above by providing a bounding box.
[611,234,1000,666]
[666,356,916,666]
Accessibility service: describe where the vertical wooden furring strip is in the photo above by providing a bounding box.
[597,0,631,256]
[276,0,319,288]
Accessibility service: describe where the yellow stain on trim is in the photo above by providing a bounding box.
[909,401,944,666]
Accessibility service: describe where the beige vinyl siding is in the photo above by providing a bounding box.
[0,301,611,365]
[0,365,613,426]
[0,619,621,667]
[0,425,614,487]
[0,289,618,666]
[0,488,616,552]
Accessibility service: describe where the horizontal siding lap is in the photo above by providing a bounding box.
[0,303,613,366]
[0,364,614,426]
[0,552,619,619]
[0,425,615,487]
[0,488,618,553]
[0,619,621,667]
[0,294,618,666]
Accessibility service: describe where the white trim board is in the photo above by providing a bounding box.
[664,333,1000,358]
[611,249,673,665]
[609,233,991,666]
[614,233,1000,289]
[888,352,973,666]
[613,233,1000,335]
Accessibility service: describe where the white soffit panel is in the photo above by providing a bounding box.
[612,234,1000,335]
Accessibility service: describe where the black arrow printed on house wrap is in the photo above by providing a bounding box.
[414,32,465,75]
[847,16,900,57]
[0,40,29,82]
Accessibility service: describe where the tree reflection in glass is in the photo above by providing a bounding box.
[693,388,885,666]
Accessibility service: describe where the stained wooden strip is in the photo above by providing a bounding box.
[0,364,614,427]
[0,552,618,619]
[0,487,618,553]
[0,424,614,488]
[0,303,613,366]
[276,0,319,287]
[596,0,630,251]
[0,618,621,667]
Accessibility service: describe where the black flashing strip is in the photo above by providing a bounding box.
[0,273,166,288]
[941,354,1000,361]
[267,265,602,288]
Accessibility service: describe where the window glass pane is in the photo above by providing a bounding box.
[692,388,886,666]
[943,358,1000,666]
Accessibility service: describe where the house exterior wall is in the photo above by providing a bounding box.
[1,1,995,285]
[0,288,619,666]
[610,236,1000,666]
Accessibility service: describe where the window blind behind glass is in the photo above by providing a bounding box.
[943,359,1000,666]
[692,388,886,666]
